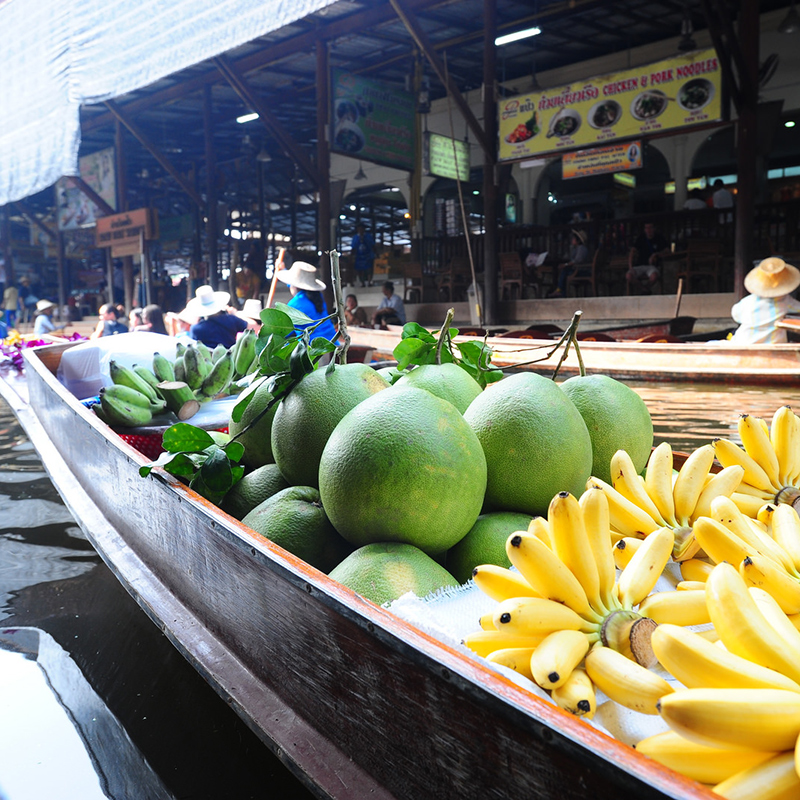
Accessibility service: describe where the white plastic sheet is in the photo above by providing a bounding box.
[0,0,338,205]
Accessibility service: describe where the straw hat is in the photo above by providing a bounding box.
[276,261,326,292]
[184,285,231,317]
[744,257,800,298]
[35,299,56,312]
[571,229,587,245]
[238,298,263,323]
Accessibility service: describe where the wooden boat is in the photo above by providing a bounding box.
[0,341,713,800]
[349,326,800,386]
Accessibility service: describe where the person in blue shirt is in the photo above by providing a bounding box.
[185,285,247,349]
[33,299,62,336]
[350,223,374,288]
[276,261,338,342]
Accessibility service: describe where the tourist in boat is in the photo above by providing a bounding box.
[344,294,369,328]
[547,230,590,298]
[138,304,168,335]
[350,223,375,288]
[129,307,144,330]
[627,221,670,294]
[729,257,800,344]
[90,303,129,338]
[276,261,338,341]
[33,299,60,336]
[237,298,264,332]
[371,281,407,329]
[184,285,248,349]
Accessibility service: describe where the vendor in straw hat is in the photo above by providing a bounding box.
[548,229,590,298]
[33,299,65,337]
[237,298,264,332]
[184,285,247,349]
[729,257,800,344]
[276,261,338,341]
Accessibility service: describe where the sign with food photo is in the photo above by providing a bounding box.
[330,70,415,171]
[498,49,721,162]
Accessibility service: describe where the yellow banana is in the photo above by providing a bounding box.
[713,436,776,493]
[644,442,678,527]
[584,645,672,715]
[676,580,707,591]
[485,647,535,681]
[613,537,643,571]
[527,516,553,549]
[548,492,601,613]
[713,751,800,800]
[771,405,800,486]
[651,623,800,693]
[680,558,714,583]
[586,476,661,538]
[692,465,745,521]
[579,487,619,612]
[747,587,800,650]
[478,612,496,631]
[638,589,711,626]
[692,516,752,567]
[529,629,591,690]
[658,688,800,751]
[492,596,595,637]
[705,562,800,685]
[616,526,674,609]
[740,553,800,615]
[635,729,777,786]
[771,503,800,574]
[551,667,596,719]
[672,444,715,524]
[730,491,772,518]
[462,629,547,658]
[610,449,666,526]
[739,414,781,489]
[471,564,540,602]
[505,532,598,620]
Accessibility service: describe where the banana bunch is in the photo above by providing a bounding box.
[230,329,258,380]
[713,408,800,517]
[464,489,675,717]
[176,343,237,401]
[588,443,745,561]
[634,563,800,796]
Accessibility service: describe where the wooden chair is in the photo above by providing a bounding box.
[438,256,471,302]
[600,255,631,296]
[566,249,605,297]
[498,252,524,299]
[676,239,723,292]
[401,262,433,304]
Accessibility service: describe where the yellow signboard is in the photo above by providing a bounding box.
[562,141,642,180]
[499,49,721,162]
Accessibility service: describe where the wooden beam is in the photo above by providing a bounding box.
[105,100,205,208]
[699,0,742,113]
[204,84,220,291]
[711,0,755,100]
[482,0,498,326]
[66,176,115,216]
[389,0,493,163]
[13,201,57,241]
[213,55,321,188]
[316,40,332,286]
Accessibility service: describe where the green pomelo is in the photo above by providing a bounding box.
[242,486,352,573]
[228,379,278,469]
[393,363,482,414]
[376,366,404,384]
[220,463,289,520]
[560,374,653,485]
[271,363,390,488]
[329,542,459,605]
[319,387,487,555]
[446,511,534,584]
[463,372,592,516]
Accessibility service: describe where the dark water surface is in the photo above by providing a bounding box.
[0,399,315,800]
[3,381,800,798]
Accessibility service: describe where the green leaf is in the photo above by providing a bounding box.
[258,308,295,339]
[224,441,245,463]
[274,301,314,327]
[289,340,313,380]
[400,322,436,343]
[162,423,215,453]
[258,334,297,374]
[394,337,433,371]
[162,452,202,478]
[308,336,336,361]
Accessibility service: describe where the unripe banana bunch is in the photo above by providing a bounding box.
[635,563,800,795]
[464,490,675,717]
[713,407,800,517]
[588,443,745,562]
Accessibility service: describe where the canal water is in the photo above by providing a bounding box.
[2,381,800,798]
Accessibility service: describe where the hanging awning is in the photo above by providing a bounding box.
[0,0,337,206]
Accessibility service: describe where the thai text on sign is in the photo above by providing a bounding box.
[95,208,157,248]
[562,141,643,180]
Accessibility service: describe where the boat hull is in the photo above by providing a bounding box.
[3,343,710,800]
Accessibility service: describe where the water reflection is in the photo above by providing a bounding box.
[633,382,800,453]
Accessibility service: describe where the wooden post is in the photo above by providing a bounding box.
[204,84,219,291]
[115,120,134,311]
[317,39,333,303]
[733,0,759,299]
[1,206,14,287]
[57,230,66,323]
[482,0,498,325]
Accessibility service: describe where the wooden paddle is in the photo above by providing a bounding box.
[265,247,286,309]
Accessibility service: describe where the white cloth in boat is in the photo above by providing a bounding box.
[729,294,800,344]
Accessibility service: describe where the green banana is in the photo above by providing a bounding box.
[211,344,227,363]
[233,330,257,378]
[174,355,186,383]
[195,341,213,365]
[152,352,176,383]
[182,346,206,390]
[175,342,187,357]
[100,393,153,427]
[103,383,167,415]
[133,364,162,396]
[198,350,234,398]
[109,360,159,403]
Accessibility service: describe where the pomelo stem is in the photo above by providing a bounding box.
[329,249,350,367]
[551,310,585,379]
[435,307,455,365]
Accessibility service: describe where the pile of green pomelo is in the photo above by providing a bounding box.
[220,359,653,606]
